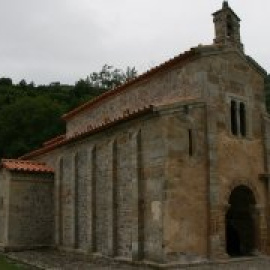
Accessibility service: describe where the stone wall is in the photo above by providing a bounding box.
[75,149,88,250]
[95,141,110,254]
[31,47,269,262]
[37,113,167,261]
[65,59,204,138]
[7,172,54,249]
[115,133,133,258]
[0,170,9,246]
[162,103,208,261]
[0,172,4,245]
[61,155,73,248]
[161,48,268,261]
[202,49,268,257]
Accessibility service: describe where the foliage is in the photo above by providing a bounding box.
[0,96,65,158]
[0,65,137,158]
[0,255,27,269]
[86,64,137,90]
[72,65,137,98]
[0,77,12,86]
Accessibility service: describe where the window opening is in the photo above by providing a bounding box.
[231,100,237,135]
[188,129,193,156]
[227,15,233,38]
[239,102,246,137]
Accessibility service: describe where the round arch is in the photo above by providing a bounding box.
[221,179,261,207]
[225,185,257,257]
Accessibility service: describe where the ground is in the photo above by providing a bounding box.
[0,255,28,270]
[2,250,270,269]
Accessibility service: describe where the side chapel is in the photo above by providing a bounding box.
[0,1,269,265]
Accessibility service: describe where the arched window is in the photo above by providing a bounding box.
[231,100,237,135]
[239,102,246,137]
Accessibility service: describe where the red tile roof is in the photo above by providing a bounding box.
[1,159,54,174]
[43,134,66,147]
[20,105,154,160]
[62,48,199,121]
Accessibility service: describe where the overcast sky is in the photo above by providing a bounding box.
[0,0,269,85]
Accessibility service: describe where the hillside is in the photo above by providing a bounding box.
[0,65,136,158]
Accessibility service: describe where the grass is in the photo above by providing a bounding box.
[0,255,28,270]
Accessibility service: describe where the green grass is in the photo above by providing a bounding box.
[0,255,28,270]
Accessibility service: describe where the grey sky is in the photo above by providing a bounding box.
[0,0,269,85]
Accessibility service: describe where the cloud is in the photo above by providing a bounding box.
[0,0,269,84]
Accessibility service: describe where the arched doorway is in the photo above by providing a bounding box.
[226,185,256,257]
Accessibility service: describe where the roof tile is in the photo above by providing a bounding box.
[20,105,153,160]
[1,159,54,174]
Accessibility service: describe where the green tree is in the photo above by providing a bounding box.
[73,79,91,98]
[0,96,65,158]
[0,64,137,158]
[18,79,27,89]
[87,64,137,90]
[0,77,12,86]
[124,66,138,82]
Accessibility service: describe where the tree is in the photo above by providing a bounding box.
[18,79,27,89]
[0,64,137,158]
[87,64,138,91]
[0,96,65,158]
[73,79,91,98]
[124,66,138,82]
[0,77,12,87]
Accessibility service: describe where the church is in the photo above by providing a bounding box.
[0,2,269,266]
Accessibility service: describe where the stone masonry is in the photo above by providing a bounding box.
[0,163,54,251]
[0,1,269,268]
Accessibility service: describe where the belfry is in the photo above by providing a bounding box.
[213,1,244,50]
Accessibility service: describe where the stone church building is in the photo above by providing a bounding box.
[0,1,269,266]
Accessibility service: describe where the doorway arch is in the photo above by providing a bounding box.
[225,185,256,257]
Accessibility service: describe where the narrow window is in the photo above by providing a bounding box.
[188,129,193,156]
[231,100,237,135]
[239,102,246,137]
[227,15,233,38]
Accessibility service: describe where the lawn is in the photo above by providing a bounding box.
[0,255,28,270]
